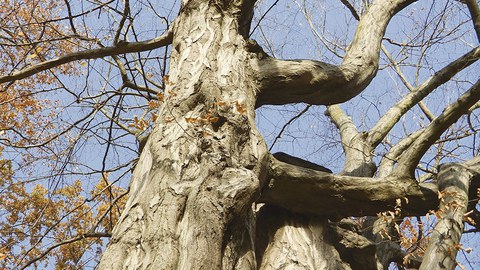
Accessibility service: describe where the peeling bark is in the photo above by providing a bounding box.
[98,0,268,268]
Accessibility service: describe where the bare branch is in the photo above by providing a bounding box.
[269,105,311,151]
[0,30,173,84]
[394,79,480,177]
[368,46,480,148]
[20,232,111,270]
[381,44,436,121]
[339,0,360,20]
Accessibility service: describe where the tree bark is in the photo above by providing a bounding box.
[256,205,354,270]
[95,0,480,269]
[98,0,268,268]
[419,163,472,270]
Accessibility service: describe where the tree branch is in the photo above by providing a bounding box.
[326,105,376,176]
[259,154,439,217]
[21,232,111,270]
[367,46,480,148]
[465,0,480,43]
[393,79,480,178]
[253,0,417,106]
[259,155,480,219]
[381,44,436,121]
[377,129,423,177]
[0,30,173,84]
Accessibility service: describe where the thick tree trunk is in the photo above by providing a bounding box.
[98,0,267,268]
[256,205,381,270]
[96,0,464,269]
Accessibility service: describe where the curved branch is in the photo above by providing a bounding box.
[367,46,480,148]
[394,79,480,178]
[254,0,417,106]
[0,30,173,84]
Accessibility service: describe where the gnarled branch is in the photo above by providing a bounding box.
[259,154,480,220]
[253,0,417,106]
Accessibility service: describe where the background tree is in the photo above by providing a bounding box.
[1,0,480,269]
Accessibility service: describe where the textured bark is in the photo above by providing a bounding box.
[419,163,472,270]
[93,0,479,269]
[98,0,268,268]
[256,206,353,270]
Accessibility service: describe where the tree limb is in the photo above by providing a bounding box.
[393,79,480,178]
[368,46,480,148]
[326,105,376,176]
[253,0,417,106]
[259,155,480,219]
[0,30,173,84]
[259,154,439,217]
[419,163,472,270]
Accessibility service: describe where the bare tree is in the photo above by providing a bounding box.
[1,0,480,269]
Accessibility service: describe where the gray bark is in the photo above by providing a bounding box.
[98,0,268,268]
[419,163,473,270]
[94,0,480,269]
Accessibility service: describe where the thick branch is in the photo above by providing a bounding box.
[259,154,439,217]
[0,30,173,84]
[254,0,417,106]
[259,155,480,219]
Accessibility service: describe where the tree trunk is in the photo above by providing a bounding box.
[419,163,472,270]
[256,205,380,270]
[98,0,268,268]
[95,0,461,269]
